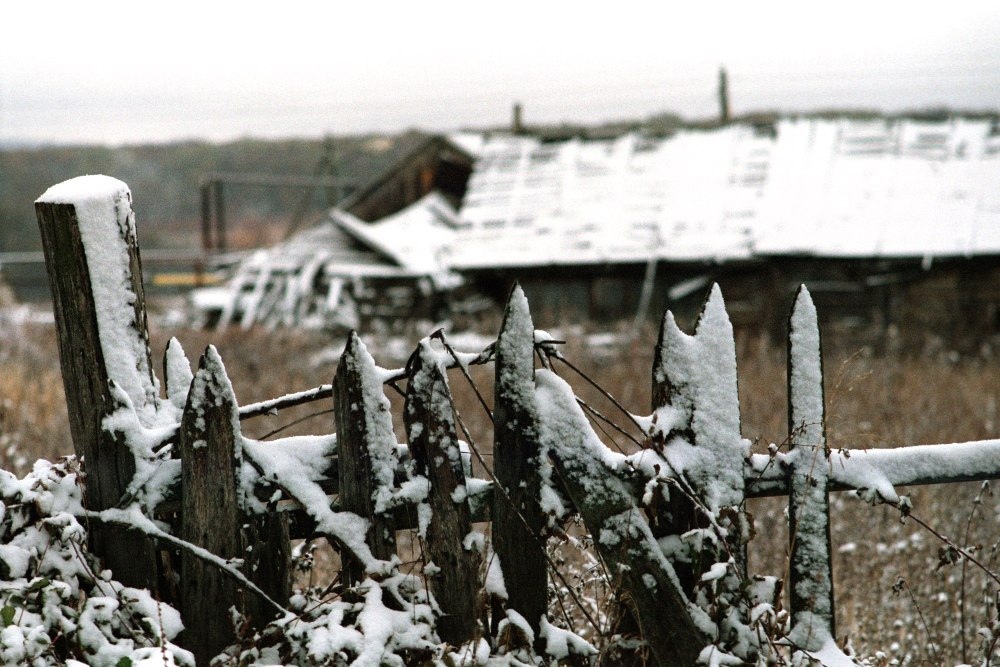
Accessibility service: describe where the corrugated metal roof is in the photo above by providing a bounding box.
[449,117,1000,268]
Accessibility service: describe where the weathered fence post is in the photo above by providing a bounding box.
[534,370,709,665]
[35,176,159,591]
[651,286,748,579]
[179,346,244,663]
[333,331,399,585]
[177,345,289,663]
[405,340,482,644]
[491,284,547,635]
[786,286,836,649]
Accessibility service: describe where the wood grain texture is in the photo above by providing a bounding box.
[179,347,243,665]
[491,285,547,634]
[35,198,158,592]
[405,341,481,645]
[333,331,398,585]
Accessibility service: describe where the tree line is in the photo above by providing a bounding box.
[0,137,337,251]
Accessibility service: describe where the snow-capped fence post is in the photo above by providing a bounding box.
[178,346,247,664]
[333,331,399,585]
[650,287,749,585]
[404,340,482,645]
[34,176,160,592]
[786,286,836,649]
[491,285,548,637]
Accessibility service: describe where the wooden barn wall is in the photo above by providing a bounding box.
[463,257,1000,348]
[349,141,473,222]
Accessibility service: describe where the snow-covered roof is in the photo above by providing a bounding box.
[331,191,462,274]
[448,117,1000,268]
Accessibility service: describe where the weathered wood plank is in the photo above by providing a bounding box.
[786,286,835,648]
[242,511,291,629]
[179,346,245,664]
[535,369,709,666]
[405,339,482,645]
[333,331,398,585]
[35,179,159,592]
[491,284,547,634]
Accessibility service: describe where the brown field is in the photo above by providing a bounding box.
[3,309,999,664]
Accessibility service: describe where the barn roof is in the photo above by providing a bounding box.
[331,191,462,274]
[449,117,1000,269]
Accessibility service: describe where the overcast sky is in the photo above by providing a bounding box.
[4,1,1000,146]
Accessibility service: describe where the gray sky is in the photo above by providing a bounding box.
[4,0,1000,146]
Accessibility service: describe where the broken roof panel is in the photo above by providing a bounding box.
[331,191,462,275]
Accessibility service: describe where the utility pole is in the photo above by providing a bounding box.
[320,135,339,207]
[512,102,524,135]
[718,67,731,125]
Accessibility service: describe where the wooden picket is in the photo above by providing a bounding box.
[333,331,398,584]
[491,285,547,638]
[404,340,481,644]
[787,285,836,648]
[178,347,245,662]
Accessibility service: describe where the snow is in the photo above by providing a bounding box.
[28,172,1000,664]
[451,118,1000,269]
[651,285,746,510]
[164,337,193,411]
[700,560,730,583]
[340,333,402,517]
[495,284,534,407]
[484,553,508,600]
[698,645,746,667]
[243,433,389,574]
[788,286,824,443]
[333,192,463,279]
[534,369,627,479]
[538,616,597,659]
[0,458,195,666]
[747,437,1000,500]
[498,609,535,647]
[788,621,858,666]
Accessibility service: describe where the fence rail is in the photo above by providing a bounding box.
[33,176,1000,665]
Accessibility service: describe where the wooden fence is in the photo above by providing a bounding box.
[34,177,1000,665]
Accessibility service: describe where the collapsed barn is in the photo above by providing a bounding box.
[197,116,1000,345]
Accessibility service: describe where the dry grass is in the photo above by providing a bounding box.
[5,310,1000,663]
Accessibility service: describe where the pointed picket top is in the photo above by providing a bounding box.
[492,282,547,636]
[786,284,835,645]
[338,331,399,499]
[652,284,743,509]
[334,330,400,584]
[496,282,535,401]
[406,339,457,442]
[788,285,825,443]
[187,345,242,449]
[164,337,194,412]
